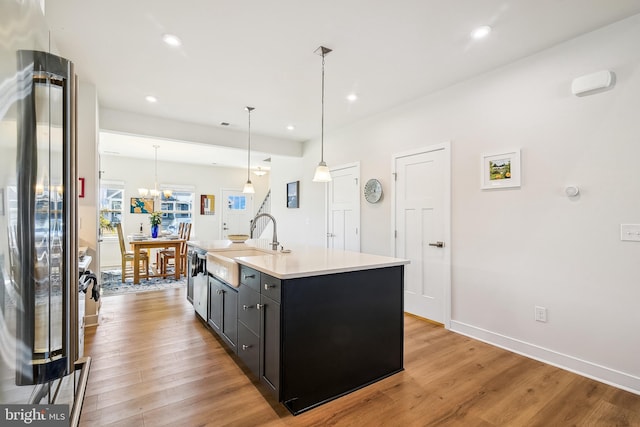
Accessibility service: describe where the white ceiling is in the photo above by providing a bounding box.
[45,0,640,165]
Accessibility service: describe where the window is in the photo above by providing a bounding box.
[159,188,194,234]
[227,195,247,210]
[100,181,124,237]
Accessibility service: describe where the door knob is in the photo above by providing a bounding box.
[428,241,445,248]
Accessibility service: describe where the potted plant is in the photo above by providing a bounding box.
[149,212,162,238]
[99,210,116,236]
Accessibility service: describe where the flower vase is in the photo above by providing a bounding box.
[151,225,159,238]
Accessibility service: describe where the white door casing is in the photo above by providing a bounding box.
[327,163,360,252]
[221,189,254,239]
[393,142,451,327]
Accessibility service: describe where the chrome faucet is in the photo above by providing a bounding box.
[250,213,278,250]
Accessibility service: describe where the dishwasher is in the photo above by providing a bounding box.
[190,247,208,320]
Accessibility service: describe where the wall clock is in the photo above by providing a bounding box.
[364,178,383,203]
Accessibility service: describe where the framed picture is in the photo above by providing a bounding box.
[130,197,154,214]
[78,177,85,198]
[200,194,215,215]
[481,150,521,189]
[287,181,299,208]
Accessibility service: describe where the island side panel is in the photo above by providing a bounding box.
[281,265,404,415]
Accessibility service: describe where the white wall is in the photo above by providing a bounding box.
[271,15,640,392]
[77,80,100,325]
[269,146,327,247]
[100,153,270,241]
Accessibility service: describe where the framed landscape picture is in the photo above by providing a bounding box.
[287,181,299,208]
[481,150,521,189]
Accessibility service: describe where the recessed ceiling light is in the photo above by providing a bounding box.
[145,95,157,103]
[162,33,182,47]
[346,93,358,102]
[287,125,295,131]
[471,25,492,40]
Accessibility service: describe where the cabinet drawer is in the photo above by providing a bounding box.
[261,274,281,302]
[240,266,260,291]
[237,323,260,378]
[238,285,260,335]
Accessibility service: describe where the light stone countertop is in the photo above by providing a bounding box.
[189,239,409,279]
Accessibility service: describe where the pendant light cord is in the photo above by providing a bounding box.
[154,144,159,195]
[247,107,252,181]
[321,52,325,163]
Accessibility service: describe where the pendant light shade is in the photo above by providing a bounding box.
[313,46,332,183]
[313,162,331,182]
[243,106,256,194]
[243,180,255,194]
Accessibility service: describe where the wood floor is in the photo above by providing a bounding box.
[79,287,640,427]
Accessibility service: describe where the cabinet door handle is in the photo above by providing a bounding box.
[242,304,253,310]
[242,344,252,351]
[256,303,263,310]
[243,274,255,279]
[216,289,224,295]
[264,283,275,290]
[428,241,445,248]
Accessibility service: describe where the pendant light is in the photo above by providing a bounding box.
[312,46,332,182]
[242,106,256,194]
[138,145,172,199]
[253,166,267,176]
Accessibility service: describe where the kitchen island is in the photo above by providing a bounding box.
[189,240,409,415]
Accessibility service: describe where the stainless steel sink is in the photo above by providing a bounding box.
[206,249,271,287]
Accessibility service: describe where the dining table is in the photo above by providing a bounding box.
[129,237,186,284]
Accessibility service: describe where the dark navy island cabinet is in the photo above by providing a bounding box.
[208,275,238,352]
[237,264,404,415]
[207,263,404,415]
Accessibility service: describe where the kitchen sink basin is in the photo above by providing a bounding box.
[207,249,272,287]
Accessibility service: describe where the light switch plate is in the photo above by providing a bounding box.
[620,224,640,242]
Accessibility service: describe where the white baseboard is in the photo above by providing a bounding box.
[84,314,99,327]
[449,320,640,395]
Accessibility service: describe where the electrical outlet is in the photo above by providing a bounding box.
[535,306,547,323]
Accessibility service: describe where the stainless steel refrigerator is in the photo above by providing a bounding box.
[13,48,80,386]
[1,3,89,423]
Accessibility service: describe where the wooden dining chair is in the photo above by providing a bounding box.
[155,223,184,268]
[159,222,191,277]
[116,223,149,282]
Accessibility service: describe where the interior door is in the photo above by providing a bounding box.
[327,163,360,251]
[394,144,450,325]
[221,189,253,238]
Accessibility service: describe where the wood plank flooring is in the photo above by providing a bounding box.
[79,287,640,426]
